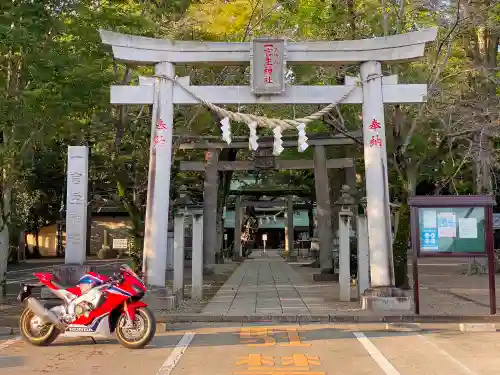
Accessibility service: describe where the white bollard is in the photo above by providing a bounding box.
[191,213,204,300]
[173,214,185,301]
[356,215,370,296]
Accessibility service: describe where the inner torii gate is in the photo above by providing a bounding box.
[100,28,437,306]
[178,136,357,273]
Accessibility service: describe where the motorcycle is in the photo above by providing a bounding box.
[17,264,155,349]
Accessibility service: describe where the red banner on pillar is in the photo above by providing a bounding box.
[369,135,382,148]
[154,136,166,145]
[156,119,167,130]
[369,119,381,131]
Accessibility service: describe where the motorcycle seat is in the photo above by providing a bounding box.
[51,280,67,290]
[50,275,78,291]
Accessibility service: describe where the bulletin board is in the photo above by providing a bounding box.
[408,195,496,315]
[417,207,485,256]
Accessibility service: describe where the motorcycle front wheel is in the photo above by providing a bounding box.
[19,308,60,346]
[116,307,156,349]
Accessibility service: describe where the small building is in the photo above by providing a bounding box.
[223,208,312,250]
[26,210,132,257]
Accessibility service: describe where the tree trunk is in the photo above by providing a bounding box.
[33,229,40,258]
[393,201,410,289]
[346,0,356,39]
[18,230,25,262]
[24,232,29,258]
[0,183,11,297]
[8,227,20,263]
[307,203,314,239]
[0,227,8,297]
[215,199,224,263]
[215,149,237,262]
[468,131,492,274]
[392,165,416,289]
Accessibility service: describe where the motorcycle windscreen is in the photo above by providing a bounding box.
[120,264,140,280]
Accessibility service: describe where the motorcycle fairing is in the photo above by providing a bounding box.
[63,312,112,337]
[125,301,148,321]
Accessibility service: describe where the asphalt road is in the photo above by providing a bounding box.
[1,323,499,375]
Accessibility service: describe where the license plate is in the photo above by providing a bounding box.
[17,285,31,302]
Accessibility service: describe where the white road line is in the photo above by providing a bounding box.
[0,336,21,351]
[353,332,400,375]
[417,334,478,375]
[156,332,195,375]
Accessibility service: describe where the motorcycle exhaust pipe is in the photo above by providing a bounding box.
[25,297,61,326]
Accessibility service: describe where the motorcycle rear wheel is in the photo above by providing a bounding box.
[116,307,156,349]
[19,308,60,346]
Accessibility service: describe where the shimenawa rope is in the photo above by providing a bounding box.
[151,74,383,130]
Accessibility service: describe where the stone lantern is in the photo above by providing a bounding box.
[310,216,320,265]
[332,185,356,277]
[172,185,191,301]
[174,185,192,216]
[335,185,355,301]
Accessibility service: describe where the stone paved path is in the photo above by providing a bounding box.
[203,256,327,315]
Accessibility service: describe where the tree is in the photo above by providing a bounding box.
[0,0,162,293]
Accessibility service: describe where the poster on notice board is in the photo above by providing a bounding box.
[458,218,478,239]
[438,212,456,238]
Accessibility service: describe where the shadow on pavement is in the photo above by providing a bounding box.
[146,326,436,348]
[50,338,117,347]
[0,355,24,368]
[428,287,490,308]
[49,335,182,350]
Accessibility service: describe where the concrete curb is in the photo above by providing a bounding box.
[157,313,500,324]
[459,323,496,332]
[385,323,422,332]
[2,315,499,335]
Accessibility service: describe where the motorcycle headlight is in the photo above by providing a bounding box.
[132,284,144,293]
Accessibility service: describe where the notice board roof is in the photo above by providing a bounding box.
[408,195,496,207]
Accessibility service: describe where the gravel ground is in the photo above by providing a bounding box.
[292,257,499,315]
[2,257,498,325]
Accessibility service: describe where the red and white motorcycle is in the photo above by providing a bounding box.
[18,264,155,349]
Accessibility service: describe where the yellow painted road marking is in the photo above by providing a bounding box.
[239,327,310,347]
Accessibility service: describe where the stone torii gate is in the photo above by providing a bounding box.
[100,29,437,307]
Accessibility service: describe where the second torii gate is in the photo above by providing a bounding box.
[100,28,437,309]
